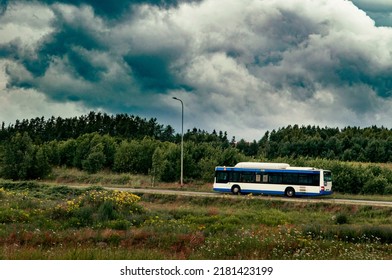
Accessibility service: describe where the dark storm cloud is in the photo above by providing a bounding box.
[0,0,7,16]
[0,2,105,79]
[125,54,178,90]
[227,6,389,105]
[31,6,109,80]
[351,0,392,26]
[0,1,196,107]
[16,0,201,17]
[352,0,392,12]
[1,0,392,140]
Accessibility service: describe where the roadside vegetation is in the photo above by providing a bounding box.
[0,181,391,260]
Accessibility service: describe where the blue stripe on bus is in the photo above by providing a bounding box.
[213,188,284,195]
[240,189,285,195]
[213,188,333,196]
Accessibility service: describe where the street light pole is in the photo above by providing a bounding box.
[172,97,184,187]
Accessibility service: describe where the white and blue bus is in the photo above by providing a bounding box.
[213,162,332,197]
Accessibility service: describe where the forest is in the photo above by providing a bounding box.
[1,111,392,195]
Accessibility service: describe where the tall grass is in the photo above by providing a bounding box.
[1,183,391,260]
[45,167,212,192]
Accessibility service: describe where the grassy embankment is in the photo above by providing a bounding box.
[1,167,392,260]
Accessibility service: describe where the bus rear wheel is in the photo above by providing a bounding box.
[231,185,241,195]
[285,187,295,198]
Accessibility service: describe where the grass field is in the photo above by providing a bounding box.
[45,167,212,191]
[1,177,391,260]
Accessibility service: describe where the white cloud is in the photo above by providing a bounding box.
[1,0,392,140]
[0,69,90,126]
[0,2,54,45]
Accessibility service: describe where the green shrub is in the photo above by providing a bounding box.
[0,187,6,199]
[362,225,392,243]
[82,148,106,174]
[74,205,94,226]
[1,132,51,180]
[45,185,82,200]
[106,219,132,230]
[97,200,118,222]
[303,224,392,244]
[362,176,388,194]
[0,208,30,223]
[384,185,392,195]
[336,213,348,225]
[114,138,158,174]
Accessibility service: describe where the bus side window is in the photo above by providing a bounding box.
[241,172,255,183]
[269,173,282,184]
[313,174,320,186]
[298,174,311,185]
[231,172,241,182]
[262,174,268,183]
[282,173,298,185]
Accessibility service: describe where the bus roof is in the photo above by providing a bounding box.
[234,162,290,169]
[216,162,324,174]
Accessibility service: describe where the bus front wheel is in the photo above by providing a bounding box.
[285,187,295,198]
[231,185,241,195]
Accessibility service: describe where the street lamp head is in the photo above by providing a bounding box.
[172,96,183,105]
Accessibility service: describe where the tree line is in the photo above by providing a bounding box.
[0,111,182,143]
[237,124,392,163]
[3,113,392,163]
[0,132,244,183]
[1,113,392,195]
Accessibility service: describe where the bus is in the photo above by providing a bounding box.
[213,162,332,197]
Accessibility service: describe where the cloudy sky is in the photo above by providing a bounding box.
[1,0,392,141]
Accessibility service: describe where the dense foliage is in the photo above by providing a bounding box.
[1,112,392,194]
[0,131,243,183]
[3,113,392,163]
[254,125,392,162]
[0,112,175,143]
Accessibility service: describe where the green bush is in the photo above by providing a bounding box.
[0,208,30,223]
[384,185,392,195]
[303,224,392,244]
[97,200,118,222]
[151,144,179,182]
[336,213,348,225]
[0,187,5,199]
[1,132,51,180]
[106,219,132,230]
[362,176,388,195]
[82,143,106,174]
[74,206,94,226]
[114,138,158,174]
[362,225,392,243]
